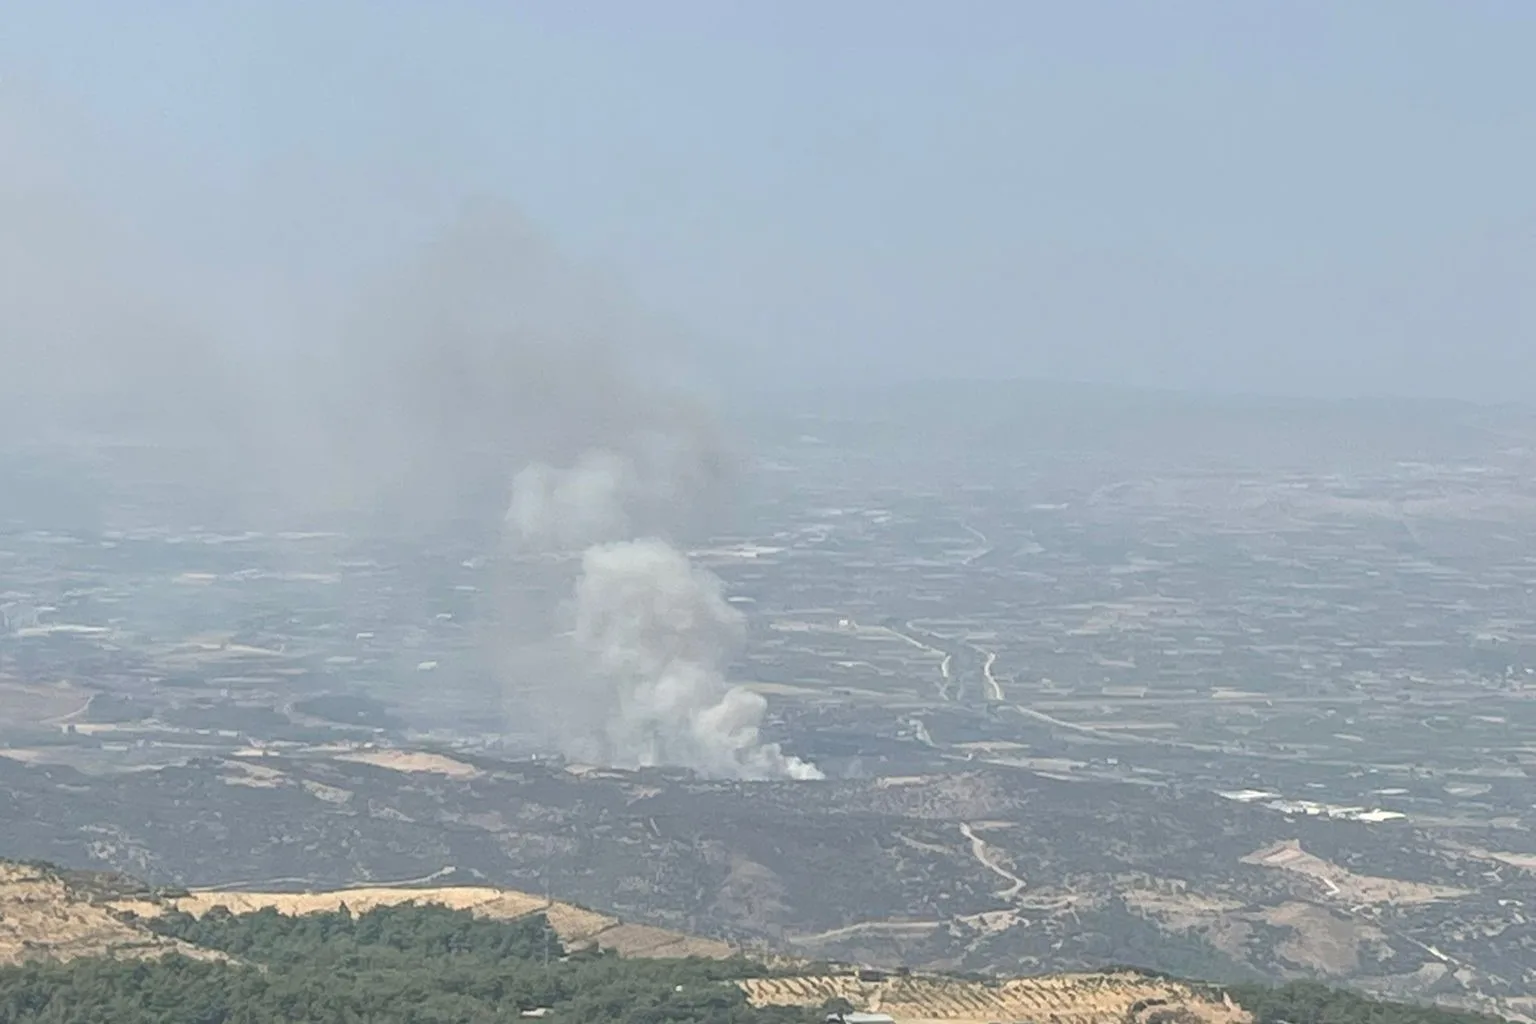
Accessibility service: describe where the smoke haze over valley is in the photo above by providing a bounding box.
[1,74,801,779]
[3,5,1536,1018]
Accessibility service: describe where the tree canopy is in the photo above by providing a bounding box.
[0,902,1511,1024]
[0,902,803,1024]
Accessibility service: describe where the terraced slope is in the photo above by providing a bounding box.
[743,970,1252,1024]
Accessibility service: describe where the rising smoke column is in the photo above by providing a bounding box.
[0,113,815,781]
[506,456,822,781]
[573,538,821,780]
[321,202,810,779]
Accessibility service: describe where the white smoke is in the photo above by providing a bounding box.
[505,429,731,553]
[507,459,822,781]
[1,88,807,777]
[507,451,637,551]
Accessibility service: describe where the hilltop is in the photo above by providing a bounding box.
[3,858,1506,1024]
[0,861,216,966]
[3,747,1531,1020]
[0,858,1269,1024]
[0,859,731,966]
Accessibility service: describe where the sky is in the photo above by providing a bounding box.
[2,1,1534,401]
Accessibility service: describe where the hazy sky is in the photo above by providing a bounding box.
[3,1,1533,400]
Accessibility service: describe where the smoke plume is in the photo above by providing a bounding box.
[1,86,816,781]
[570,538,821,780]
[505,454,821,781]
[365,212,817,780]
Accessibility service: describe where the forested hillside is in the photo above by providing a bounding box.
[0,898,1513,1024]
[0,902,808,1024]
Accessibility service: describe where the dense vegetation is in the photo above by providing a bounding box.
[0,902,1512,1024]
[0,903,810,1024]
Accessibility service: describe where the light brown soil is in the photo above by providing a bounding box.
[1260,901,1384,975]
[1242,840,1468,905]
[1123,877,1391,978]
[0,863,221,966]
[219,758,289,788]
[331,750,486,779]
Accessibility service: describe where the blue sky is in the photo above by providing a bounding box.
[3,1,1534,399]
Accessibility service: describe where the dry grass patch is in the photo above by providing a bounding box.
[1242,841,1468,905]
[0,863,219,966]
[332,749,486,780]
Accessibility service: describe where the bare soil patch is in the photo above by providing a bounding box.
[332,749,486,779]
[0,863,218,966]
[1242,840,1468,905]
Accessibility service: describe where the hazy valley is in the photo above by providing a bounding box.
[4,388,1536,1020]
